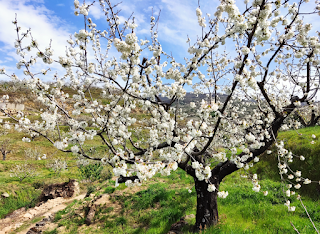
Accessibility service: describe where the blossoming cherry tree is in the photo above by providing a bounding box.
[1,0,320,230]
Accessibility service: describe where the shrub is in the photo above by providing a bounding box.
[78,162,103,182]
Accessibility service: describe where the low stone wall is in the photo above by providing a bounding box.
[0,102,25,111]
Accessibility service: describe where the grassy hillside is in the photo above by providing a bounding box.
[250,126,320,199]
[1,86,320,233]
[36,170,320,234]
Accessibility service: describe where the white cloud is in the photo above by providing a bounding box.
[89,4,105,20]
[0,0,72,80]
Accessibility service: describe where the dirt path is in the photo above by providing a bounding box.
[0,193,86,234]
[0,179,155,234]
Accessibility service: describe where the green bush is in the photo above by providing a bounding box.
[99,166,113,182]
[32,181,45,189]
[85,185,97,197]
[78,162,103,182]
[104,186,115,194]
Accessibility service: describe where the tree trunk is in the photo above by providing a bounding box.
[194,178,219,231]
[2,152,7,161]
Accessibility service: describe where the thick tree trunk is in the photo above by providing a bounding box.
[309,110,320,126]
[194,178,219,231]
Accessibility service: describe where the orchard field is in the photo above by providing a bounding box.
[1,110,320,233]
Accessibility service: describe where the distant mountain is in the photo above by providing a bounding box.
[158,92,228,105]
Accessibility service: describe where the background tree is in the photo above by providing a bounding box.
[294,104,320,127]
[0,139,11,161]
[1,0,320,230]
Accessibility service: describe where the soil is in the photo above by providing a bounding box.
[0,179,154,234]
[0,193,86,234]
[0,180,82,234]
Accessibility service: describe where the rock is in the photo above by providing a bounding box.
[38,179,80,202]
[1,192,9,198]
[5,207,26,218]
[24,213,33,219]
[26,216,52,234]
[2,227,11,233]
[85,204,97,225]
[94,194,109,205]
[14,223,23,229]
[36,220,47,227]
[169,217,186,233]
[185,214,195,219]
[43,215,53,222]
[29,209,38,216]
[26,226,42,234]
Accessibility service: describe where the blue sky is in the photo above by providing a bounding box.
[0,0,219,82]
[0,0,319,94]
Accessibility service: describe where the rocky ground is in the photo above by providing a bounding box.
[0,179,195,234]
[0,180,82,234]
[0,193,86,234]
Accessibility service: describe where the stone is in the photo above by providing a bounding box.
[5,207,26,219]
[1,192,9,198]
[29,209,38,216]
[85,204,97,225]
[26,226,42,234]
[24,213,33,219]
[3,227,11,233]
[36,221,46,227]
[169,217,186,232]
[14,223,23,229]
[185,214,195,219]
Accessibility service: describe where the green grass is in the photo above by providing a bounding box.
[48,168,319,234]
[0,185,41,218]
[212,175,320,234]
[43,229,58,234]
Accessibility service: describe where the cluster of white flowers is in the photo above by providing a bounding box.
[113,160,128,177]
[47,159,68,174]
[207,184,216,192]
[40,112,57,130]
[58,56,73,68]
[192,161,212,181]
[125,179,141,187]
[74,29,92,42]
[136,161,166,179]
[53,138,68,150]
[113,33,140,61]
[22,137,31,142]
[252,174,260,192]
[284,200,296,212]
[196,8,206,27]
[217,191,228,198]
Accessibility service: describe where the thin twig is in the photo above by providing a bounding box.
[290,221,300,234]
[298,197,320,234]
